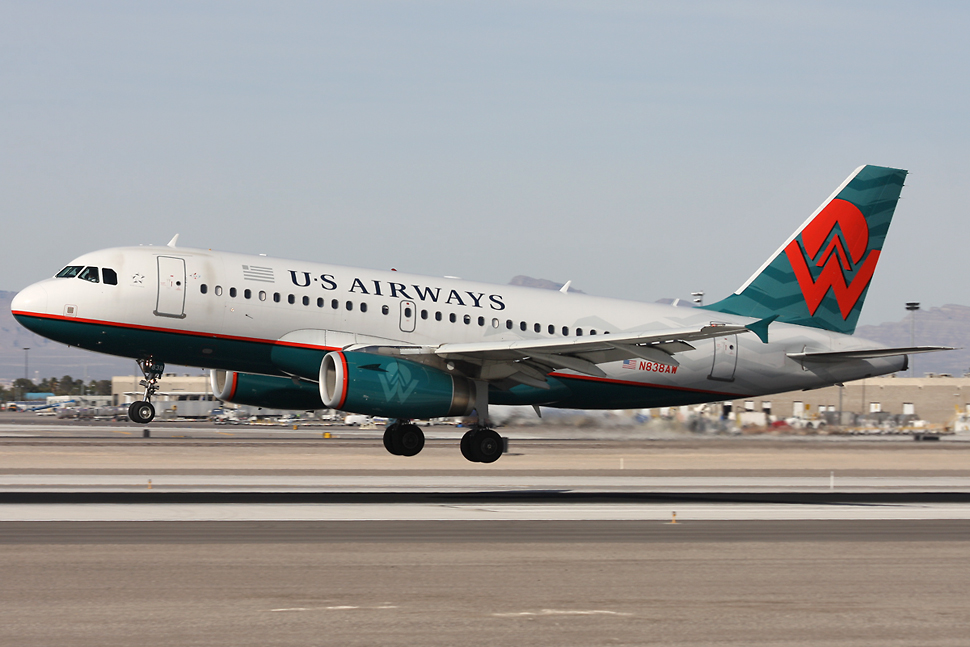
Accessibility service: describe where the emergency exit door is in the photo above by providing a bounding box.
[155,256,187,319]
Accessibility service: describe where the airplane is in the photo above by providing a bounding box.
[11,165,949,463]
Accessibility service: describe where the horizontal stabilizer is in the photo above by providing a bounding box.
[788,346,954,362]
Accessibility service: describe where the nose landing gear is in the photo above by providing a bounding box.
[128,359,165,424]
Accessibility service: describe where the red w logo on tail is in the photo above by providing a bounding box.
[784,199,880,319]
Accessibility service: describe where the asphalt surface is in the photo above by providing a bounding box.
[1,522,968,646]
[3,424,970,645]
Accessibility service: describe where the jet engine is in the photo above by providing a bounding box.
[209,370,325,410]
[320,351,475,419]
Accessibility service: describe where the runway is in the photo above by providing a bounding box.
[3,426,970,645]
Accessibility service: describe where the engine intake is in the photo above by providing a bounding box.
[320,351,475,419]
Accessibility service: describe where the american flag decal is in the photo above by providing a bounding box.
[622,359,638,370]
[242,265,275,283]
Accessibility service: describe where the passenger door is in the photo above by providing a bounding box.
[155,256,187,319]
[709,333,738,381]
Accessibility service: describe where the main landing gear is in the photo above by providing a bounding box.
[383,420,426,457]
[128,359,164,424]
[460,427,503,464]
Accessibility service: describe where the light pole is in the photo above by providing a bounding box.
[21,347,30,402]
[691,291,704,306]
[905,302,919,375]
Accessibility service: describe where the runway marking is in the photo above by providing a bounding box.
[111,430,132,436]
[493,609,632,617]
[271,605,398,612]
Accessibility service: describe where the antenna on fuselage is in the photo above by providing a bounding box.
[167,234,180,248]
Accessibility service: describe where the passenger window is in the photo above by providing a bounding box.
[576,328,583,336]
[347,301,354,311]
[382,305,389,315]
[331,299,339,309]
[244,289,251,299]
[215,286,223,296]
[463,314,471,325]
[288,294,295,304]
[303,296,310,306]
[318,297,324,307]
[506,320,512,330]
[78,267,100,283]
[259,291,267,301]
[273,293,281,303]
[421,309,428,320]
[230,287,237,298]
[102,268,118,285]
[533,323,540,333]
[562,326,569,336]
[492,318,499,328]
[590,329,597,335]
[478,316,485,326]
[520,321,526,331]
[435,311,442,321]
[200,284,208,294]
[360,303,368,313]
[56,265,83,278]
[449,313,457,323]
[548,324,555,334]
[405,306,413,317]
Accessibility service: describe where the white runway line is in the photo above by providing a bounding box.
[3,475,970,490]
[3,502,970,521]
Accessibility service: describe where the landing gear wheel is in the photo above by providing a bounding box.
[461,428,503,463]
[397,423,425,457]
[128,401,155,424]
[473,428,503,463]
[383,423,402,456]
[460,429,480,462]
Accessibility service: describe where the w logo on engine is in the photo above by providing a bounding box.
[379,361,420,403]
[783,198,881,320]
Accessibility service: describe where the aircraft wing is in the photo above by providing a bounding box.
[787,346,954,362]
[387,322,757,388]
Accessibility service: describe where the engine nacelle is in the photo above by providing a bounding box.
[320,351,475,419]
[210,370,325,410]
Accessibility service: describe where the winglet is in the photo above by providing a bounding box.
[167,234,180,248]
[560,280,572,294]
[747,315,778,344]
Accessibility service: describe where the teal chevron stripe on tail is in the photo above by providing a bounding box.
[701,165,907,335]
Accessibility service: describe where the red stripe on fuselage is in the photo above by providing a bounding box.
[11,310,339,353]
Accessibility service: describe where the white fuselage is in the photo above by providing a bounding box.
[12,245,905,410]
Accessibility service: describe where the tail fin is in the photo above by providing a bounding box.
[701,165,907,335]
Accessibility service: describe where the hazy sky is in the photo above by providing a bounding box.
[2,1,968,326]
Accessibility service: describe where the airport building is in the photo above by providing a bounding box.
[728,375,970,427]
[109,372,970,427]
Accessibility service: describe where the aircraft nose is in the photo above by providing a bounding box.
[11,283,48,319]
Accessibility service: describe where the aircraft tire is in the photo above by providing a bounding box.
[128,401,155,424]
[397,423,425,457]
[460,429,480,462]
[474,429,503,464]
[383,423,402,456]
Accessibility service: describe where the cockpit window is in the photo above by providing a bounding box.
[102,268,118,285]
[78,266,100,283]
[56,266,83,278]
